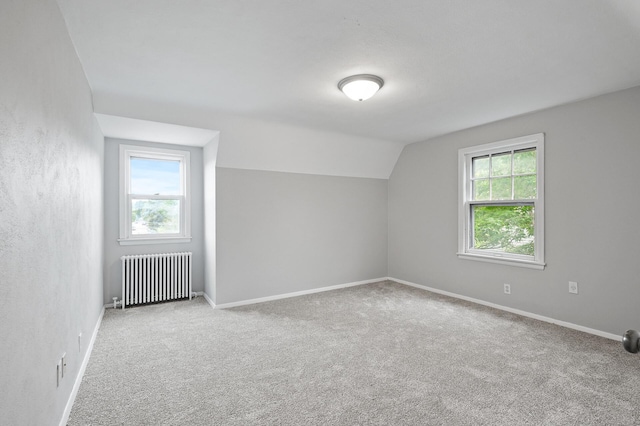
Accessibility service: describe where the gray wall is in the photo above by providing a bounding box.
[388,85,640,336]
[216,167,388,304]
[0,0,104,424]
[103,138,205,302]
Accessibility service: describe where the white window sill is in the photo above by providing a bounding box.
[119,237,192,246]
[457,253,545,270]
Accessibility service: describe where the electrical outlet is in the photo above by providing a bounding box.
[569,281,578,294]
[78,333,82,353]
[504,284,511,294]
[61,353,67,378]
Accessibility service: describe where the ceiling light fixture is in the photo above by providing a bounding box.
[338,74,384,101]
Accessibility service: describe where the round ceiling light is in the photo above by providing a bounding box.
[338,74,384,101]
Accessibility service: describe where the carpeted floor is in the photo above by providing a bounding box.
[68,281,640,425]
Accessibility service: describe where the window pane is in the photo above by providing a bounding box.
[491,177,512,200]
[131,158,181,195]
[472,205,534,255]
[491,152,511,177]
[513,149,536,174]
[514,175,537,199]
[473,179,490,200]
[132,199,180,234]
[472,156,490,178]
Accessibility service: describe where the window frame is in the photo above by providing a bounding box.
[119,144,191,246]
[458,133,545,269]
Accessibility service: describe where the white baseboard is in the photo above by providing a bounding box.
[214,277,388,309]
[389,277,621,342]
[103,303,121,309]
[103,292,205,310]
[203,292,215,309]
[59,306,105,426]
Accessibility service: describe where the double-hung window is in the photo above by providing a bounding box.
[119,145,191,245]
[458,133,545,269]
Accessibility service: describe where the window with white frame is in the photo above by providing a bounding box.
[458,133,545,269]
[119,145,191,245]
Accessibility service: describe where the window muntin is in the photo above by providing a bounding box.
[471,149,536,201]
[119,145,191,245]
[458,134,544,269]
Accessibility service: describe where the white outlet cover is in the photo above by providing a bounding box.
[569,281,578,294]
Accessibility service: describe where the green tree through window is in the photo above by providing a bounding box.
[132,199,179,234]
[472,205,534,255]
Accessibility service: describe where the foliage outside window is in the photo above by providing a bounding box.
[458,134,545,269]
[119,145,191,245]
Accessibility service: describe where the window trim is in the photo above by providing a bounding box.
[457,133,545,269]
[118,144,191,246]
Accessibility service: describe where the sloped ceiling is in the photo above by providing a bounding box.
[95,114,219,147]
[58,0,640,177]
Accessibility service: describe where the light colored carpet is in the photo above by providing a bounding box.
[68,281,640,425]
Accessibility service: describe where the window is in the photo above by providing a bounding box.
[458,133,544,269]
[119,145,191,245]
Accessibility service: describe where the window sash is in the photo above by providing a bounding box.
[458,133,544,269]
[119,145,191,244]
[467,201,535,259]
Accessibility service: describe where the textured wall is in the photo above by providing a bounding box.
[388,85,640,336]
[216,167,388,304]
[103,138,205,302]
[0,0,104,424]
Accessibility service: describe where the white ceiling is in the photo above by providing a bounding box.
[57,0,640,145]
